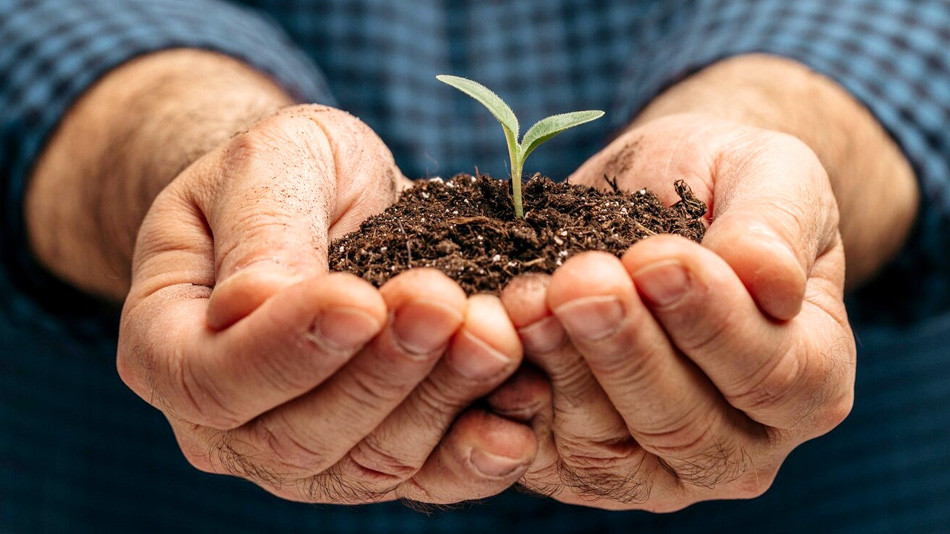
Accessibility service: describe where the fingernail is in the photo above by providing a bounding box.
[393,299,463,358]
[447,330,511,379]
[517,316,566,354]
[553,296,623,340]
[312,307,382,351]
[632,260,689,306]
[469,449,525,478]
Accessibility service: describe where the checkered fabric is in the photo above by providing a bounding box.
[2,0,949,532]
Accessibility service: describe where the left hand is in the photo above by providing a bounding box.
[491,114,856,511]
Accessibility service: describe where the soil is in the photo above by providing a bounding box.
[329,174,707,295]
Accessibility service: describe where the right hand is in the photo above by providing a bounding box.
[117,105,539,504]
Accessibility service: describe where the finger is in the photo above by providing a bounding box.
[196,106,402,329]
[624,234,853,432]
[501,274,632,448]
[485,365,560,496]
[119,272,386,430]
[334,294,521,495]
[701,132,839,320]
[569,116,840,320]
[398,410,537,504]
[220,269,467,479]
[547,251,760,489]
[501,274,646,497]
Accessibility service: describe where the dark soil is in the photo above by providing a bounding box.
[329,174,707,295]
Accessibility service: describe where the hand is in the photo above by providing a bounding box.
[117,105,538,504]
[492,114,856,510]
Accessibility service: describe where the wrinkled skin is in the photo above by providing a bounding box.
[118,105,543,504]
[490,113,856,511]
[118,106,855,510]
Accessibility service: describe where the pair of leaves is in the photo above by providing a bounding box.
[436,75,604,167]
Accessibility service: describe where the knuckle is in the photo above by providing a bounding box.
[254,415,332,474]
[301,469,392,504]
[659,440,751,490]
[414,378,465,417]
[344,364,406,409]
[173,426,217,474]
[637,406,718,458]
[556,441,653,505]
[674,304,734,356]
[727,348,804,415]
[115,335,143,393]
[346,436,418,483]
[583,321,656,380]
[812,338,856,432]
[170,350,244,430]
[208,432,287,490]
[179,447,216,474]
[394,477,440,505]
[731,466,779,500]
[816,389,854,434]
[542,356,594,403]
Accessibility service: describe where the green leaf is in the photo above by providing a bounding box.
[519,110,604,161]
[436,75,519,137]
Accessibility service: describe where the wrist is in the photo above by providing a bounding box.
[25,49,294,301]
[634,54,918,289]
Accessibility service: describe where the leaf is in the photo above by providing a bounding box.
[519,110,604,161]
[436,75,519,137]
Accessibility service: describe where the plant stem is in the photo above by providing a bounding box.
[510,151,524,218]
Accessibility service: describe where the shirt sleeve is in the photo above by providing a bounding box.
[614,0,950,325]
[0,0,335,329]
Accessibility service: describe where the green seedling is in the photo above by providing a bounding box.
[436,74,604,218]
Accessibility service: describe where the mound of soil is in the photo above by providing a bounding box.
[329,174,707,295]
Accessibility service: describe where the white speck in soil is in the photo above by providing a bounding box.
[492,254,501,261]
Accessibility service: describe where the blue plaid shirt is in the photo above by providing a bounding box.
[2,1,949,532]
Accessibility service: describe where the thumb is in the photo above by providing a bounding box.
[702,131,840,320]
[569,115,840,321]
[194,105,401,329]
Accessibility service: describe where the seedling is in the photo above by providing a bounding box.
[436,75,604,218]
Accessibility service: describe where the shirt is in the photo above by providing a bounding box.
[1,1,949,532]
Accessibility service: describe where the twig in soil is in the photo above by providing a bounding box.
[603,174,622,194]
[633,220,658,237]
[398,218,413,265]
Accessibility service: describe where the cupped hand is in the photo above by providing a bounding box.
[117,105,538,504]
[492,114,856,510]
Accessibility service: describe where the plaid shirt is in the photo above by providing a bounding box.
[1,1,949,532]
